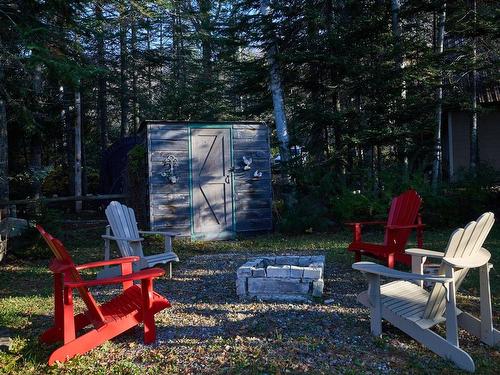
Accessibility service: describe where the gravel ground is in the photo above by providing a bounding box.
[87,252,498,374]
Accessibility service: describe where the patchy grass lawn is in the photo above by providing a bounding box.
[0,225,499,374]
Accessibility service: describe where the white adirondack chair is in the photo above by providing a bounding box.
[97,201,179,279]
[353,212,499,372]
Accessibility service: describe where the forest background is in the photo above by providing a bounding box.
[0,0,498,233]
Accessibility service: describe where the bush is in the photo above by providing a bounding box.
[10,166,54,200]
[41,165,70,196]
[330,191,387,223]
[421,163,500,227]
[126,145,148,228]
[274,160,499,231]
[277,194,333,233]
[8,204,64,259]
[85,167,100,194]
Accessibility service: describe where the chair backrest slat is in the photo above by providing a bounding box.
[36,225,105,323]
[460,214,493,258]
[105,201,144,258]
[384,190,422,247]
[127,207,140,238]
[109,202,130,252]
[423,212,495,320]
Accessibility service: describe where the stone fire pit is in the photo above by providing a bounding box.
[236,255,325,302]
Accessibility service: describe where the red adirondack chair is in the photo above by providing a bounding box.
[36,225,171,365]
[346,190,425,268]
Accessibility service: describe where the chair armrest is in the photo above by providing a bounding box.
[443,247,491,269]
[101,235,144,242]
[386,224,426,230]
[138,230,180,237]
[75,256,140,270]
[65,268,165,288]
[405,248,445,259]
[345,221,386,226]
[352,261,452,283]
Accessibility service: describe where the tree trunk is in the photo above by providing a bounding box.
[431,3,446,192]
[391,0,402,67]
[58,84,68,195]
[470,0,479,174]
[0,64,7,202]
[172,11,179,81]
[171,5,184,117]
[74,84,82,212]
[29,139,42,198]
[146,19,153,102]
[131,11,139,133]
[119,5,129,138]
[96,2,108,154]
[63,87,75,195]
[391,0,408,180]
[199,0,212,83]
[81,87,88,196]
[31,64,43,198]
[325,0,340,160]
[260,0,290,165]
[333,92,342,153]
[390,0,400,31]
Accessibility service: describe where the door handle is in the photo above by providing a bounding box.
[225,175,230,184]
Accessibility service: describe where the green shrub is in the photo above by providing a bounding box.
[274,160,499,231]
[126,145,148,228]
[421,163,499,227]
[85,167,100,194]
[41,165,69,196]
[278,194,333,234]
[10,166,54,200]
[127,144,147,176]
[9,204,64,259]
[330,191,387,223]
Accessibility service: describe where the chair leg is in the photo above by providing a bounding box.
[103,227,111,272]
[169,262,173,279]
[367,274,382,337]
[41,273,65,344]
[63,288,76,344]
[164,235,173,252]
[411,255,425,288]
[445,282,459,347]
[479,263,498,346]
[142,278,156,344]
[355,251,361,263]
[387,253,395,269]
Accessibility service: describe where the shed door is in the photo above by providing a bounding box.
[191,128,233,237]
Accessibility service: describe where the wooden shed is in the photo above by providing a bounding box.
[141,121,273,239]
